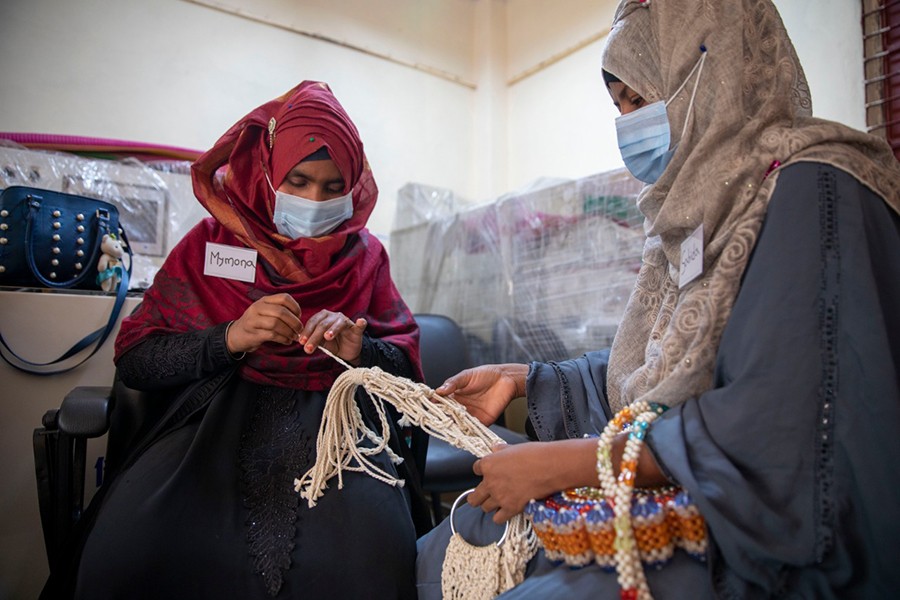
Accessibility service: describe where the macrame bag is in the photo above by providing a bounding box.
[294,356,538,599]
[293,354,706,600]
[441,488,537,600]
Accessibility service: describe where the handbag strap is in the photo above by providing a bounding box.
[22,195,110,289]
[0,258,132,376]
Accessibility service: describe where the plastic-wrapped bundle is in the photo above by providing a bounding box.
[390,169,645,366]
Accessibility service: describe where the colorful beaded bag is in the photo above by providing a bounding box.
[523,402,708,600]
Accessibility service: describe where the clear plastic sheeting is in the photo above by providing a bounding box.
[0,143,206,289]
[394,182,471,231]
[390,168,645,365]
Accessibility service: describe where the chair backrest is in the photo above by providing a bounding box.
[414,314,472,389]
[104,375,166,477]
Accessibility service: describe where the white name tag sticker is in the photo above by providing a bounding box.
[679,224,703,288]
[204,242,257,283]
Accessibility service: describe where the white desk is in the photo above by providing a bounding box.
[0,287,143,600]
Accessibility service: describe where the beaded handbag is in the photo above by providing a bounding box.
[523,402,708,600]
[524,486,706,570]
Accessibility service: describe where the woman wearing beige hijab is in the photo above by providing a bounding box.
[416,0,900,598]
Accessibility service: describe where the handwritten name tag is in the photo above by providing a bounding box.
[679,224,703,288]
[204,242,257,283]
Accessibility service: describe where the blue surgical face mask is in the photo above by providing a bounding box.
[266,173,353,239]
[614,50,707,184]
[615,100,674,184]
[265,170,353,239]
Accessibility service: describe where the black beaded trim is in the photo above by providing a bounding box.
[116,330,207,384]
[814,165,839,562]
[239,385,311,597]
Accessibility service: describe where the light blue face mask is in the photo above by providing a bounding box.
[271,187,353,239]
[614,49,708,184]
[615,101,674,184]
[265,169,353,239]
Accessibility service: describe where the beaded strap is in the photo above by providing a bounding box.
[596,402,666,600]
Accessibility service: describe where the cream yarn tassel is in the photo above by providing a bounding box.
[294,347,537,597]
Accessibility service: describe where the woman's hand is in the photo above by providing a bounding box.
[298,309,368,365]
[467,438,600,524]
[466,435,671,524]
[226,293,303,354]
[435,363,529,426]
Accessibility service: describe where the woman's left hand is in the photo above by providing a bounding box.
[298,309,368,365]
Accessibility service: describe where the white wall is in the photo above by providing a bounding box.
[504,0,867,193]
[774,0,866,129]
[0,0,869,226]
[0,0,478,241]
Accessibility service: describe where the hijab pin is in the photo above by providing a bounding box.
[700,44,708,53]
[309,137,316,142]
[268,117,277,149]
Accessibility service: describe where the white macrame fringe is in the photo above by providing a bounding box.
[294,364,506,506]
[294,347,538,597]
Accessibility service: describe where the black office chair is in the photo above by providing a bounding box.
[415,313,528,521]
[33,373,160,583]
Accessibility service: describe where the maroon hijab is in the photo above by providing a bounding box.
[115,81,421,389]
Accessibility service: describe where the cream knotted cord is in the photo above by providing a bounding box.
[294,346,537,597]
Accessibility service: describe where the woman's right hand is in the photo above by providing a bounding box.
[435,363,529,426]
[226,293,303,354]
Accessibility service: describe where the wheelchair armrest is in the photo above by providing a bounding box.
[57,386,114,438]
[34,385,113,573]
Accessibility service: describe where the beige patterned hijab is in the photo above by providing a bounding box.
[602,0,900,412]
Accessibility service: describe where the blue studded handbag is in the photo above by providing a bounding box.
[0,186,133,374]
[0,186,129,289]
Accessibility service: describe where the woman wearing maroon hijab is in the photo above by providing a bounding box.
[63,82,429,599]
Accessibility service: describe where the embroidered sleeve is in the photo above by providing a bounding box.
[526,350,612,441]
[115,321,240,390]
[357,334,414,379]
